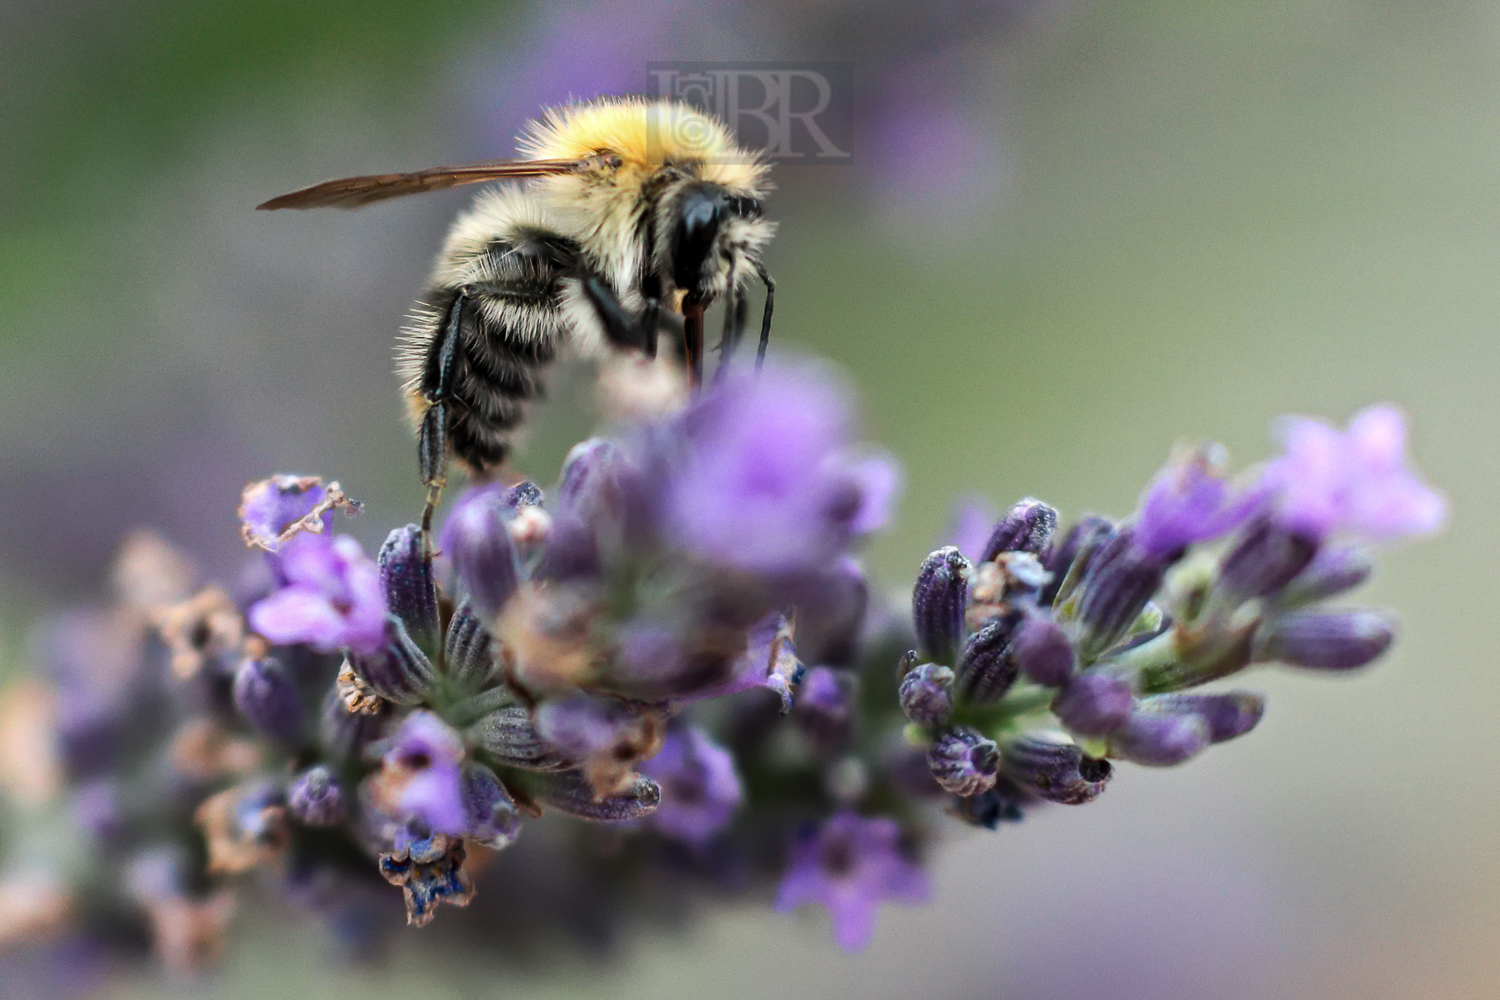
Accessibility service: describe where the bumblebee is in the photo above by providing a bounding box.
[259,98,776,513]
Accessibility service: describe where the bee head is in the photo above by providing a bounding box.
[663,181,775,307]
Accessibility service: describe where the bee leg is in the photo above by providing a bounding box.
[683,302,705,388]
[580,273,657,358]
[419,291,466,539]
[714,284,749,382]
[753,262,775,368]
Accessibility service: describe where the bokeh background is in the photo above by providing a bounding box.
[2,0,1497,997]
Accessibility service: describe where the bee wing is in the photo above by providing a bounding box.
[256,158,585,210]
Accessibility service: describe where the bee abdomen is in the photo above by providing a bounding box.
[400,230,579,474]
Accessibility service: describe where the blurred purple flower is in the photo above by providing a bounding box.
[774,811,930,953]
[534,696,626,759]
[945,497,997,562]
[247,535,386,656]
[639,727,742,846]
[379,711,467,838]
[662,362,900,575]
[1268,405,1447,542]
[1133,446,1264,559]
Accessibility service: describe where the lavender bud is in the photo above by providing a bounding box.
[288,766,346,827]
[232,658,303,744]
[1218,517,1319,601]
[953,618,1019,704]
[1276,544,1374,606]
[1041,515,1115,607]
[899,663,955,728]
[1074,528,1165,661]
[1001,736,1111,804]
[1135,692,1265,743]
[1253,609,1396,670]
[912,546,971,664]
[460,762,521,850]
[927,726,1000,796]
[531,769,660,821]
[1106,711,1210,766]
[378,524,439,656]
[443,599,496,691]
[467,706,573,771]
[980,498,1059,563]
[448,496,521,621]
[952,777,1027,829]
[1012,613,1076,687]
[348,615,436,704]
[1051,669,1134,736]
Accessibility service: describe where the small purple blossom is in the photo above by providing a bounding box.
[533,696,627,759]
[662,362,900,575]
[774,811,930,953]
[379,711,467,838]
[639,727,743,846]
[1268,404,1447,543]
[248,535,387,656]
[238,475,357,552]
[1133,446,1263,559]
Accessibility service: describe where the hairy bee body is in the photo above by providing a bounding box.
[390,99,776,478]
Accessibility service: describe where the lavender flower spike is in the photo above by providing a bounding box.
[774,812,930,953]
[1269,404,1447,543]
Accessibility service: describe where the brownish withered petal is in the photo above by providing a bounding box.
[151,586,245,680]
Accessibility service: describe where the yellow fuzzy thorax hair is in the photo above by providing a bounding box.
[519,98,769,191]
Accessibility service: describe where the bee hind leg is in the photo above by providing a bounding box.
[418,291,466,540]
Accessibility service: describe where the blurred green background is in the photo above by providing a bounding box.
[3,0,1498,997]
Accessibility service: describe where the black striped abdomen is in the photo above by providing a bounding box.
[410,230,579,473]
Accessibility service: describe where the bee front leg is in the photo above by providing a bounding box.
[418,291,465,539]
[580,273,658,359]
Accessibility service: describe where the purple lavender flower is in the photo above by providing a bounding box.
[1268,404,1447,543]
[533,695,627,760]
[773,812,930,953]
[639,727,743,846]
[247,535,386,656]
[945,497,997,561]
[661,362,900,576]
[1133,446,1264,559]
[372,711,467,837]
[1106,712,1210,767]
[238,474,357,552]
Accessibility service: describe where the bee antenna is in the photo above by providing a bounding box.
[753,262,775,369]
